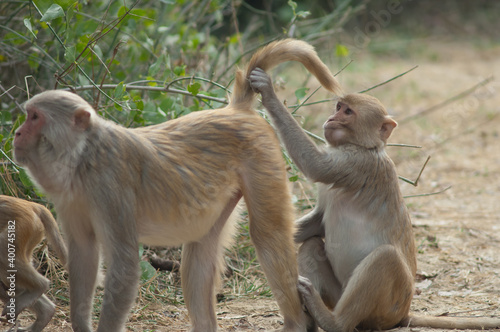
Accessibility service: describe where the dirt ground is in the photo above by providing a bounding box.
[8,36,500,331]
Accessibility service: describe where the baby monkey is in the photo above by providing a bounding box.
[249,67,500,331]
[0,195,67,332]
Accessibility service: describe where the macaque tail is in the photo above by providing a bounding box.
[229,38,343,109]
[402,314,500,329]
[38,207,68,266]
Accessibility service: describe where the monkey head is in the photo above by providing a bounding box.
[323,93,397,149]
[13,90,95,167]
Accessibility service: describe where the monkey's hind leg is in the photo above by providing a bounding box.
[242,167,307,331]
[11,265,50,319]
[19,294,55,332]
[181,194,241,332]
[333,245,413,331]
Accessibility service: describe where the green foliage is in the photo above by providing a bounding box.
[139,245,157,282]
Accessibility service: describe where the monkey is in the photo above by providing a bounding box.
[249,67,500,331]
[0,195,67,332]
[12,39,343,332]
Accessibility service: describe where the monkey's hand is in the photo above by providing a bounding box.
[249,68,280,108]
[298,276,322,316]
[297,276,317,303]
[298,276,338,331]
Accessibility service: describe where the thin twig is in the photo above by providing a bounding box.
[96,41,124,107]
[404,185,452,198]
[165,76,229,92]
[400,76,495,124]
[387,143,422,148]
[0,85,23,110]
[0,150,19,170]
[358,65,419,94]
[335,59,353,76]
[435,111,499,148]
[292,86,322,114]
[399,156,431,186]
[66,84,228,104]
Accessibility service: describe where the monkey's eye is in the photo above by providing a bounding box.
[336,103,341,111]
[32,112,39,120]
[345,108,354,115]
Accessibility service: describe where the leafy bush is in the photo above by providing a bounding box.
[0,0,363,198]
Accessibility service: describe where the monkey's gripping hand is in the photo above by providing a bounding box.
[297,276,320,308]
[249,68,282,110]
[298,276,338,331]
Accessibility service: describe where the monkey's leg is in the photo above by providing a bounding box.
[65,231,100,332]
[19,294,55,332]
[244,177,307,331]
[182,194,241,332]
[97,235,140,332]
[12,266,49,318]
[298,237,342,332]
[333,245,413,331]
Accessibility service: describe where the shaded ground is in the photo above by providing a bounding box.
[7,36,500,331]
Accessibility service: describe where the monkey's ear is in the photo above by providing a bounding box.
[73,108,91,131]
[380,117,397,141]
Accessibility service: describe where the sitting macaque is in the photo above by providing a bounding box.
[0,195,67,332]
[249,66,500,331]
[12,39,342,332]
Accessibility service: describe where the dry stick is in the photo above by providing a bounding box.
[358,65,419,94]
[0,85,23,110]
[387,143,421,148]
[404,185,452,199]
[399,155,431,187]
[399,76,495,124]
[95,41,124,108]
[436,111,499,148]
[67,84,227,104]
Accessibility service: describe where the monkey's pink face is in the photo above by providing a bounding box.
[323,102,355,145]
[13,106,45,164]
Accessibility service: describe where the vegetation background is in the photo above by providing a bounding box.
[0,0,499,331]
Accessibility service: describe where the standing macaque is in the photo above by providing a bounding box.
[0,195,67,332]
[12,39,342,332]
[249,67,500,331]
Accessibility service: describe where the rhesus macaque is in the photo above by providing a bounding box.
[12,39,342,332]
[0,195,67,332]
[249,67,500,331]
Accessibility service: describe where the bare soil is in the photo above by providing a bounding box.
[7,36,500,331]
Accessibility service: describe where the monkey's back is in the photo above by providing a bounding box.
[79,107,286,246]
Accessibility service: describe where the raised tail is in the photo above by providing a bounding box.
[402,314,500,329]
[38,206,68,266]
[229,38,343,109]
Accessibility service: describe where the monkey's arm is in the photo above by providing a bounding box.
[295,208,324,243]
[249,68,335,183]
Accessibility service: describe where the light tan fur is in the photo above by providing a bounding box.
[0,195,67,332]
[12,39,342,332]
[249,66,500,331]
